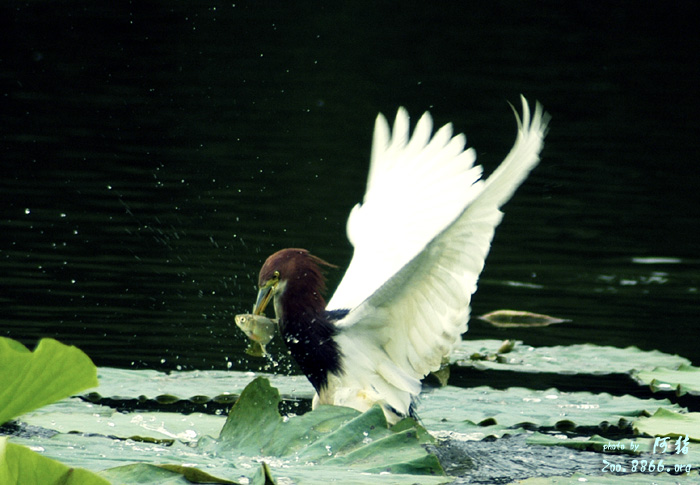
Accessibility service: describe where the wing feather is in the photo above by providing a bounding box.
[329,97,549,416]
[329,106,480,311]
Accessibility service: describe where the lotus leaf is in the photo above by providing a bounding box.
[420,385,682,433]
[208,377,446,480]
[99,463,238,484]
[525,433,652,454]
[0,337,98,425]
[20,398,225,443]
[0,437,108,485]
[453,340,691,375]
[10,377,449,484]
[634,408,700,441]
[5,340,700,484]
[632,364,700,396]
[91,366,314,402]
[478,310,569,327]
[526,431,700,473]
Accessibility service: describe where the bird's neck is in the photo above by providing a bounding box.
[277,297,343,393]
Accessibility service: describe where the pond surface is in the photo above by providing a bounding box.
[2,1,698,395]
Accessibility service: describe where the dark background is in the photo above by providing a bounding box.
[2,1,698,373]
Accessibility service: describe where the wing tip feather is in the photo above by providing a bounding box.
[512,95,550,138]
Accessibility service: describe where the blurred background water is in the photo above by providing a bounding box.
[2,1,698,376]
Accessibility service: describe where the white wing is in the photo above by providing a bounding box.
[326,97,549,416]
[328,108,482,311]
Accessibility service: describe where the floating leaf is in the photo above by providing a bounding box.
[251,462,277,485]
[0,337,98,425]
[632,364,700,396]
[6,341,700,483]
[90,367,315,403]
[99,463,237,484]
[478,310,569,327]
[526,431,700,473]
[83,345,694,405]
[20,398,225,443]
[0,437,108,485]
[207,377,446,482]
[11,377,448,484]
[452,340,691,375]
[526,433,652,454]
[419,385,682,434]
[9,431,208,477]
[634,408,700,441]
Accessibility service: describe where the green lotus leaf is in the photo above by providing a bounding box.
[84,343,694,406]
[251,462,277,485]
[11,377,448,484]
[526,431,700,472]
[209,377,446,481]
[91,366,315,403]
[526,432,652,454]
[477,309,569,327]
[634,408,700,441]
[9,432,205,476]
[0,337,98,425]
[632,364,700,396]
[5,341,698,484]
[0,437,108,485]
[453,340,691,375]
[420,385,682,433]
[20,397,225,443]
[99,463,238,484]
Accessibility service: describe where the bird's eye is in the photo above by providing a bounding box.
[260,271,281,290]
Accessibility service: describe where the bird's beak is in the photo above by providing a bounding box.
[253,283,274,316]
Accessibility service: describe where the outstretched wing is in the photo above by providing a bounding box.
[327,98,549,414]
[328,107,482,312]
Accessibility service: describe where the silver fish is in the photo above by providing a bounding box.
[235,313,277,357]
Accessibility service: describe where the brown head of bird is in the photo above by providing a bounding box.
[254,248,335,321]
[253,248,343,392]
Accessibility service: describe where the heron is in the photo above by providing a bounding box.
[249,97,549,424]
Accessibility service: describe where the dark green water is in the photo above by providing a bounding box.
[2,0,699,378]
